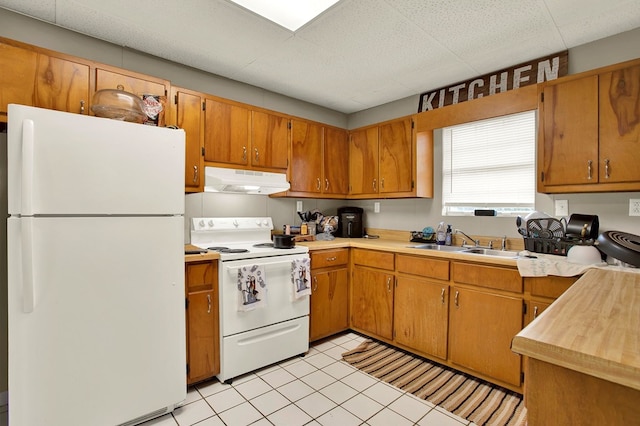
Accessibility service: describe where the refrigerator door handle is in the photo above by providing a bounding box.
[21,119,35,216]
[21,217,35,313]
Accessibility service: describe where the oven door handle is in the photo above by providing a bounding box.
[223,256,309,276]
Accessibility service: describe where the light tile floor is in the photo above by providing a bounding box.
[144,332,475,426]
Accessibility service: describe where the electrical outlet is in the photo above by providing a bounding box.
[296,201,303,212]
[555,199,569,216]
[374,202,380,213]
[630,199,640,216]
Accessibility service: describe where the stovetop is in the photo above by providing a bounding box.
[190,217,309,260]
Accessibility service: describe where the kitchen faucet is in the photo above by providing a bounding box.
[455,229,479,247]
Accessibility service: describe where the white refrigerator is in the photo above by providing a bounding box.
[6,104,187,426]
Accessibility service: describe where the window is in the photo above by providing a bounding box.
[442,110,536,216]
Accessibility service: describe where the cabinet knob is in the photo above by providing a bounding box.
[533,305,539,319]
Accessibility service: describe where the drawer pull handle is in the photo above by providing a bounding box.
[533,306,539,319]
[440,288,445,305]
[316,178,321,190]
[242,146,247,162]
[386,276,392,292]
[325,178,329,191]
[80,100,85,114]
[326,256,337,261]
[604,158,610,179]
[207,294,211,314]
[587,160,593,180]
[313,276,318,292]
[193,165,198,183]
[454,290,459,308]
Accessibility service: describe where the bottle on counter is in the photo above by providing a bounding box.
[301,222,308,235]
[436,222,446,245]
[445,225,452,246]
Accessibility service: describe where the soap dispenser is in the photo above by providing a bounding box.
[445,225,452,246]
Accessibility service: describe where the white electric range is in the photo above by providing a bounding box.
[190,217,310,383]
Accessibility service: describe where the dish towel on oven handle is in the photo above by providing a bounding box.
[237,264,267,311]
[291,257,311,299]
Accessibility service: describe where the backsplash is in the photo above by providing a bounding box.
[184,192,640,245]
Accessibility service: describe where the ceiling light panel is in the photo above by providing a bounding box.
[228,0,339,31]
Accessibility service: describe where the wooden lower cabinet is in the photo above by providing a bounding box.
[185,259,220,385]
[449,286,523,387]
[310,248,349,341]
[394,276,449,359]
[394,254,450,360]
[350,249,395,340]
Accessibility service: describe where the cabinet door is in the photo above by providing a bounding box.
[394,276,448,360]
[599,65,640,183]
[175,89,204,192]
[349,127,379,195]
[0,42,37,118]
[187,290,219,383]
[251,110,289,170]
[540,76,599,186]
[290,119,323,193]
[204,97,251,165]
[379,118,413,193]
[350,266,394,339]
[35,55,89,115]
[323,127,349,195]
[310,268,348,341]
[449,287,522,386]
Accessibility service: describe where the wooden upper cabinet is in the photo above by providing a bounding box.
[35,55,89,115]
[1,41,89,120]
[540,75,599,187]
[203,97,251,166]
[323,127,349,195]
[95,68,167,97]
[599,64,640,183]
[290,119,323,193]
[349,126,379,195]
[0,42,37,119]
[379,117,413,193]
[349,116,414,197]
[251,110,289,170]
[173,87,204,192]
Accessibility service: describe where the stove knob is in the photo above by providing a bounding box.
[255,219,262,226]
[262,219,269,226]
[198,220,205,228]
[233,219,239,227]
[208,220,214,227]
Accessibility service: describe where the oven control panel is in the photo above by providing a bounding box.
[192,217,273,231]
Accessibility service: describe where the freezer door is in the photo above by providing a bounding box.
[7,104,185,216]
[8,216,186,426]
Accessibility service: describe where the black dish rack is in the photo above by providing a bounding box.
[410,230,436,243]
[523,218,589,256]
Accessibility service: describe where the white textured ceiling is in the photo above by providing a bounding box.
[1,0,640,113]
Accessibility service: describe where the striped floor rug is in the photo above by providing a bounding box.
[342,339,527,426]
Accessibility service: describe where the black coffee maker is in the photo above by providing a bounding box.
[337,207,364,238]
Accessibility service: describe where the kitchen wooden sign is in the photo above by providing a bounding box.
[418,51,568,112]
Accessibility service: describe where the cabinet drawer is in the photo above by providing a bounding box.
[311,248,349,269]
[526,276,578,299]
[397,255,449,281]
[452,262,522,293]
[186,261,218,291]
[352,248,394,270]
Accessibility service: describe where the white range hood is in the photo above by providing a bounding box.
[204,166,290,195]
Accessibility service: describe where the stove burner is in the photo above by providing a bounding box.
[207,247,250,254]
[253,243,274,248]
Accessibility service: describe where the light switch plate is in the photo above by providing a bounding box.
[374,202,380,213]
[555,199,568,216]
[630,199,640,216]
[296,201,303,212]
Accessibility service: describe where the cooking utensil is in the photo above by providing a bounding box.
[273,234,296,249]
[597,231,640,267]
[566,214,599,239]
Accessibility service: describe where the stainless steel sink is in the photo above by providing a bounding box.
[408,244,468,252]
[462,248,519,258]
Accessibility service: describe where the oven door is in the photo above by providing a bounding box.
[220,253,310,337]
